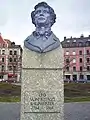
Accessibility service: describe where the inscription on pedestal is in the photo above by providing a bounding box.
[24,90,62,113]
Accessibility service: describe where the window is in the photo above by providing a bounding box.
[8,66,12,71]
[0,75,3,79]
[73,75,77,81]
[65,43,69,47]
[87,66,90,71]
[9,58,12,62]
[72,42,76,47]
[73,58,76,63]
[14,58,16,62]
[66,51,69,55]
[9,50,12,55]
[79,74,84,79]
[73,40,76,42]
[87,58,89,63]
[86,42,89,46]
[13,66,16,70]
[87,50,89,55]
[79,50,82,55]
[78,42,83,47]
[2,50,5,55]
[80,66,83,71]
[14,51,17,55]
[1,65,4,71]
[66,59,69,64]
[79,58,82,63]
[66,66,69,71]
[2,58,4,62]
[73,67,76,71]
[73,51,76,55]
[3,44,5,47]
[67,40,70,42]
[88,39,90,41]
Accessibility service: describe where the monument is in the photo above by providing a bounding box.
[21,2,64,120]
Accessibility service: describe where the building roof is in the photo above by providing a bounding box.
[0,33,8,44]
[61,35,90,48]
[8,42,22,48]
[0,33,22,49]
[4,39,11,47]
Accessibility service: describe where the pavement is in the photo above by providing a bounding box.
[65,102,90,120]
[0,102,90,120]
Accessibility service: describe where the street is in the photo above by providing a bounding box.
[0,102,90,120]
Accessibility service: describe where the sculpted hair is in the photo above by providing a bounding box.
[31,2,56,26]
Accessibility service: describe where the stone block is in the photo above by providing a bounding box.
[21,46,64,120]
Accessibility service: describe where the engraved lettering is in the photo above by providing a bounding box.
[28,92,56,110]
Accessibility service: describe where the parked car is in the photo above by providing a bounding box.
[77,79,87,83]
[0,79,5,82]
[64,79,72,83]
[2,79,17,83]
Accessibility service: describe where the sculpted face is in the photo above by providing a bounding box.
[34,6,51,26]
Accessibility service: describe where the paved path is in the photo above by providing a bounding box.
[64,102,90,120]
[0,103,20,120]
[0,102,90,120]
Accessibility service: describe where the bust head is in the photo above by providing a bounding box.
[31,2,56,27]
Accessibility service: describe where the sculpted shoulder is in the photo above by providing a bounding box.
[24,33,39,52]
[51,33,60,42]
[24,32,61,53]
[24,33,34,43]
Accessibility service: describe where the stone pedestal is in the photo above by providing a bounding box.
[20,46,64,120]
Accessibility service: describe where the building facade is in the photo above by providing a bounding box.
[61,34,90,82]
[0,34,22,82]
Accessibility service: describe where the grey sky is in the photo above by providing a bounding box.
[0,0,90,46]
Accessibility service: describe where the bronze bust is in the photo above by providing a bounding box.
[24,2,60,53]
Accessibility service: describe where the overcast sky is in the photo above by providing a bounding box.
[0,0,90,46]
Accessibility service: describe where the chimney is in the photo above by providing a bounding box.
[70,36,72,39]
[64,36,66,40]
[80,34,84,38]
[11,42,15,46]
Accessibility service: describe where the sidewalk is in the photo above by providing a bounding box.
[0,102,90,120]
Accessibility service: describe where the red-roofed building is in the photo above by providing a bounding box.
[0,34,22,82]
